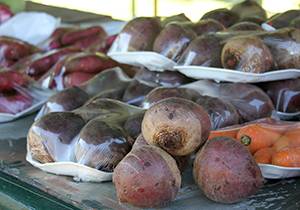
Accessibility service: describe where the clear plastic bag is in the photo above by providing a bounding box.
[0,70,54,122]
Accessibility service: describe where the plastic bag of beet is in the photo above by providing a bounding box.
[257,78,300,120]
[0,69,54,122]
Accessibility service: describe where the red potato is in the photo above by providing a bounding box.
[141,97,211,156]
[113,145,181,208]
[193,136,266,204]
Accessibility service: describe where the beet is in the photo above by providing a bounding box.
[27,112,86,163]
[123,110,146,142]
[133,67,192,86]
[140,86,193,109]
[42,86,90,114]
[266,9,300,29]
[113,145,181,208]
[226,21,264,31]
[200,8,238,28]
[75,118,132,172]
[195,95,239,130]
[192,19,225,36]
[117,17,162,51]
[193,136,266,204]
[221,36,273,73]
[153,22,197,62]
[141,97,211,156]
[132,133,191,173]
[178,33,224,67]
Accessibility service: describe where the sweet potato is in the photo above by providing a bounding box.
[61,25,106,46]
[0,3,13,24]
[0,91,33,114]
[141,97,211,156]
[193,136,266,204]
[0,71,30,92]
[113,145,181,208]
[63,72,96,88]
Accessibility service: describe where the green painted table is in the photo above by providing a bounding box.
[0,113,300,210]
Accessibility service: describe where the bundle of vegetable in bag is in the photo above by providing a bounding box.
[38,25,108,52]
[0,36,43,67]
[38,51,120,91]
[257,78,300,115]
[141,79,277,129]
[10,46,83,80]
[0,69,54,120]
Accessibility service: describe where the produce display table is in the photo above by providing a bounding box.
[0,112,300,210]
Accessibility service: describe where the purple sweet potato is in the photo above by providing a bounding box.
[141,97,211,156]
[193,136,266,203]
[113,145,181,208]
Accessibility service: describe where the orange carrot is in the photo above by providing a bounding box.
[272,147,300,167]
[253,147,276,164]
[254,122,300,165]
[236,123,292,154]
[208,127,240,140]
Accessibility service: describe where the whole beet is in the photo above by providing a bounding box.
[193,136,266,204]
[200,8,238,28]
[117,17,162,51]
[221,36,273,73]
[178,34,224,67]
[153,22,197,62]
[113,145,181,208]
[141,97,211,156]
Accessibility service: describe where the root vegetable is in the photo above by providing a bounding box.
[113,145,181,208]
[193,136,266,204]
[117,17,162,51]
[153,22,197,62]
[141,97,211,156]
[200,8,237,28]
[132,133,191,173]
[75,118,132,172]
[221,36,273,73]
[27,112,86,163]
